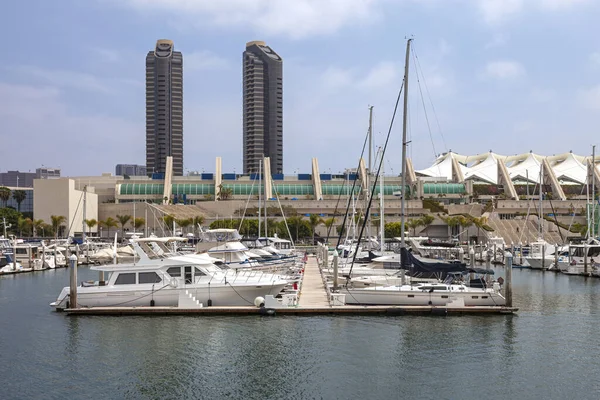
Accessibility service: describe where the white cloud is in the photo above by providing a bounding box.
[185,50,230,71]
[589,52,600,67]
[121,0,381,39]
[476,0,591,24]
[578,84,600,110]
[482,60,525,80]
[90,47,120,63]
[320,66,354,91]
[0,83,142,175]
[359,61,399,89]
[7,66,142,94]
[484,33,508,49]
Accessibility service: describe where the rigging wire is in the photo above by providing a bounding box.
[348,79,405,277]
[411,46,437,164]
[412,45,448,152]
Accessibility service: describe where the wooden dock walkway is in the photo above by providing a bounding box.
[297,255,330,307]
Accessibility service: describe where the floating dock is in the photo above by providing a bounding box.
[63,255,518,316]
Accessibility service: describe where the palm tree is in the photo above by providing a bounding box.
[308,214,324,244]
[0,186,10,207]
[17,217,32,237]
[218,184,233,200]
[176,218,192,235]
[420,214,435,236]
[472,216,488,243]
[131,217,145,233]
[458,216,473,243]
[11,190,27,212]
[50,215,67,238]
[287,215,304,242]
[102,217,119,239]
[405,219,418,236]
[163,214,175,234]
[85,219,98,237]
[116,214,131,238]
[32,219,44,237]
[442,216,460,240]
[41,223,53,237]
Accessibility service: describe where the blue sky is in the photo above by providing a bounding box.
[2,0,600,177]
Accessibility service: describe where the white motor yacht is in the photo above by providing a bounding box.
[50,242,288,310]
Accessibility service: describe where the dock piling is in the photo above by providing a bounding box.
[333,251,339,291]
[504,251,513,307]
[69,254,78,308]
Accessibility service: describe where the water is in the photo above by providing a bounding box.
[2,267,600,400]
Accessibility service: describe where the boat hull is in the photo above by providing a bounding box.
[342,286,505,306]
[52,282,288,309]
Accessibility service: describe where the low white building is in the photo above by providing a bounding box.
[33,178,99,236]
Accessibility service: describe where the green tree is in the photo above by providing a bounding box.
[458,215,473,242]
[176,218,193,235]
[442,216,460,239]
[85,219,98,237]
[11,190,27,212]
[50,215,67,238]
[32,219,44,237]
[17,217,32,237]
[308,214,324,244]
[131,217,145,232]
[163,214,175,233]
[116,214,131,238]
[0,186,10,207]
[218,184,233,200]
[384,221,403,238]
[420,214,435,236]
[102,217,119,238]
[472,216,488,243]
[406,218,421,236]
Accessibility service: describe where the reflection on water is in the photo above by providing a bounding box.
[2,267,600,399]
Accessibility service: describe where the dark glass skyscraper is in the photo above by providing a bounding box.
[243,41,283,174]
[146,39,183,176]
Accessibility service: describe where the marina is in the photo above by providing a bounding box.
[1,253,598,399]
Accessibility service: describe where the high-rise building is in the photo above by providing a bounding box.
[146,39,183,176]
[243,41,283,174]
[115,164,147,177]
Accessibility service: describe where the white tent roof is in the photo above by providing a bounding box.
[417,151,592,185]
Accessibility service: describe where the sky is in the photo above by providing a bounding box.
[2,0,600,177]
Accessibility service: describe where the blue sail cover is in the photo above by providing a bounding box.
[400,247,467,274]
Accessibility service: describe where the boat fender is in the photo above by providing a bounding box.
[150,299,155,307]
[170,279,178,288]
[254,296,265,308]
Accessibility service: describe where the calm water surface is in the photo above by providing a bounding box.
[2,267,600,399]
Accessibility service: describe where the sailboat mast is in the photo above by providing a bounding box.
[592,145,596,238]
[400,38,412,248]
[264,157,268,238]
[380,149,385,252]
[367,106,373,240]
[258,161,262,239]
[539,160,543,237]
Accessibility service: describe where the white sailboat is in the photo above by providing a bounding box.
[341,39,505,306]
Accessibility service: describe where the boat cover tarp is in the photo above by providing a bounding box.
[401,247,467,274]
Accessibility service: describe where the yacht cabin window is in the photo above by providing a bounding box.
[139,272,162,284]
[194,267,206,276]
[115,273,136,285]
[167,267,181,277]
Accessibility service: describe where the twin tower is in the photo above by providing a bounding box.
[145,40,283,177]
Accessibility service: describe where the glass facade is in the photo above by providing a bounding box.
[423,183,466,195]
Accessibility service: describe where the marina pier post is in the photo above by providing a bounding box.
[69,254,78,308]
[333,251,339,291]
[505,251,513,307]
